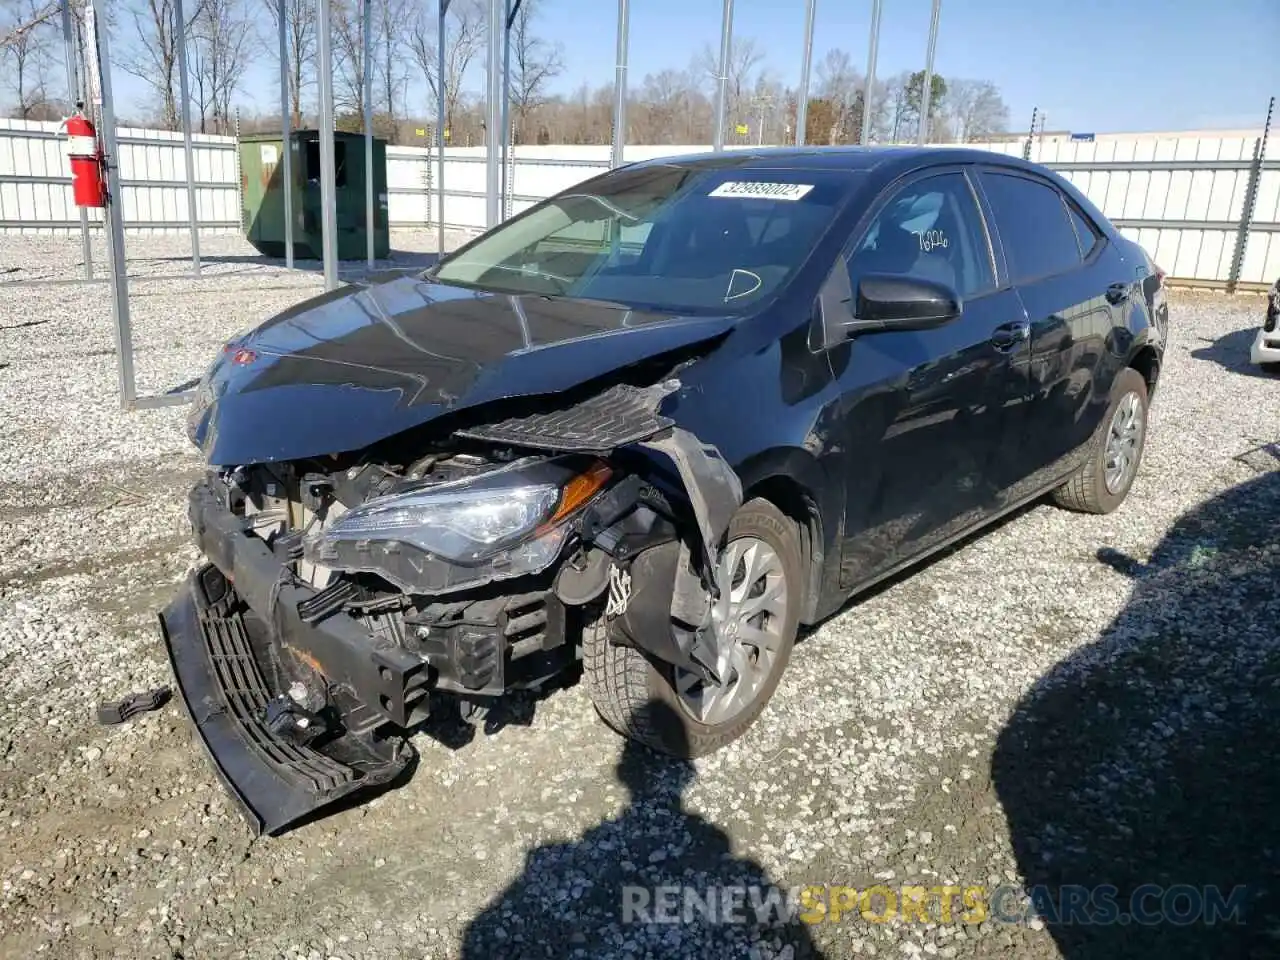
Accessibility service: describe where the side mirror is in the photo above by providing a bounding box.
[814,269,962,350]
[852,274,962,333]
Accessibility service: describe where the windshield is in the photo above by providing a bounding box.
[430,163,858,314]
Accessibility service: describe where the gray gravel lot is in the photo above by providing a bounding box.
[0,232,1277,960]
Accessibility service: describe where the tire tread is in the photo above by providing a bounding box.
[582,499,802,757]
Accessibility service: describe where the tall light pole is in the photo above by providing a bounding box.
[278,0,294,269]
[316,0,339,289]
[59,0,92,279]
[484,0,503,228]
[711,0,734,151]
[860,0,882,145]
[918,0,942,145]
[363,0,374,268]
[173,0,201,276]
[436,0,451,255]
[610,0,629,167]
[795,0,816,146]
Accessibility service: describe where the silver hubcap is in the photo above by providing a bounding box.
[674,536,789,726]
[1103,391,1144,494]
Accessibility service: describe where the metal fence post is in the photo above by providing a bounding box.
[173,0,201,276]
[422,145,432,232]
[1226,95,1274,294]
[504,119,515,220]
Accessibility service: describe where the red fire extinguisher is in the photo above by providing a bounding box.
[63,111,106,209]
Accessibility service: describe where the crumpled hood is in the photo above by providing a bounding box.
[188,273,736,465]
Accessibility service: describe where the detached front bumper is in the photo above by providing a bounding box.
[158,483,423,836]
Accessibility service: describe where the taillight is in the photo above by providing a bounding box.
[1154,264,1166,285]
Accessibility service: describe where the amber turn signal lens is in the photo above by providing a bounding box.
[539,460,612,532]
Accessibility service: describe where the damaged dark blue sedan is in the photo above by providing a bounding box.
[162,146,1169,835]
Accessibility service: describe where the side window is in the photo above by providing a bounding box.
[1067,201,1102,258]
[981,172,1081,282]
[847,172,994,300]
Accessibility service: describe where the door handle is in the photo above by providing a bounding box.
[990,320,1030,351]
[1106,282,1131,305]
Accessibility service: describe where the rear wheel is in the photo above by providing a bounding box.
[582,498,802,758]
[1052,367,1149,514]
[1260,362,1280,375]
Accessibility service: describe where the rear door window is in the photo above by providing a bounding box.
[1067,201,1102,259]
[980,172,1082,283]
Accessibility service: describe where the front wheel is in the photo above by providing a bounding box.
[1052,367,1150,514]
[582,498,802,758]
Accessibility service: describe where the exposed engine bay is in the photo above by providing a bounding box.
[164,375,745,836]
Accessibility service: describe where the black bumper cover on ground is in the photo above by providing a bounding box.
[159,576,412,837]
[158,483,419,837]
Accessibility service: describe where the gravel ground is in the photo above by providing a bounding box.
[0,233,1276,960]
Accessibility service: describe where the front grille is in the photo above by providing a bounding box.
[199,605,358,795]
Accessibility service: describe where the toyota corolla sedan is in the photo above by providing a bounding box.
[163,146,1168,834]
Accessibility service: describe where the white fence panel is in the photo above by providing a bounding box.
[0,120,1276,285]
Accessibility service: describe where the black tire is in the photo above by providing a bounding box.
[582,498,802,758]
[1052,367,1150,514]
[1260,362,1280,375]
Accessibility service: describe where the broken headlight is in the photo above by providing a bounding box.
[301,458,611,595]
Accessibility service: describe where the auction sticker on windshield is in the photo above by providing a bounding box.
[708,181,815,201]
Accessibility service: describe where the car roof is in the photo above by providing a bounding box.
[628,145,1044,178]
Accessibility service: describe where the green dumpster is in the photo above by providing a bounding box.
[239,130,389,261]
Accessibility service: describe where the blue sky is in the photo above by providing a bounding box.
[114,0,1279,134]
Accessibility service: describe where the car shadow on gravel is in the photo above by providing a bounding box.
[993,468,1280,958]
[1190,328,1277,379]
[460,699,825,959]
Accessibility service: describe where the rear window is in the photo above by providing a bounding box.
[432,165,858,313]
[980,172,1081,283]
[1067,201,1102,258]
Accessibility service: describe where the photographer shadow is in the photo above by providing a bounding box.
[993,468,1280,958]
[461,699,824,958]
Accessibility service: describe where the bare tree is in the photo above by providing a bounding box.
[813,48,861,143]
[0,0,54,52]
[329,0,364,119]
[189,0,249,133]
[119,0,206,129]
[945,78,1009,142]
[0,0,54,117]
[374,0,407,128]
[406,0,482,138]
[632,68,699,144]
[260,0,314,126]
[882,71,911,142]
[694,35,763,130]
[507,0,561,143]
